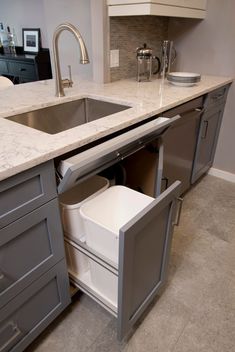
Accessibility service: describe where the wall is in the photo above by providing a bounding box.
[42,0,93,79]
[110,16,169,81]
[0,0,93,79]
[0,0,48,47]
[168,0,235,174]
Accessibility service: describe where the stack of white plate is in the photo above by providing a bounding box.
[167,72,201,87]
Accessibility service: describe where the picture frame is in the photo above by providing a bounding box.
[22,28,41,53]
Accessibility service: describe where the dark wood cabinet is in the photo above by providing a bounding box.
[0,47,52,83]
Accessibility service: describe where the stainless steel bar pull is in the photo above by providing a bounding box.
[173,197,183,226]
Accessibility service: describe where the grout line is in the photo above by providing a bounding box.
[170,314,192,352]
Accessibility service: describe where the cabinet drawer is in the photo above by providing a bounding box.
[0,160,57,229]
[8,61,37,80]
[205,85,229,109]
[0,260,70,352]
[65,181,181,340]
[0,60,8,74]
[0,199,65,308]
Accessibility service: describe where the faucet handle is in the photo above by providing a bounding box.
[61,65,73,89]
[68,65,73,86]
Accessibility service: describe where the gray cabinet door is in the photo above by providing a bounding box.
[117,180,181,340]
[191,105,224,183]
[0,160,57,229]
[0,260,70,352]
[0,199,65,308]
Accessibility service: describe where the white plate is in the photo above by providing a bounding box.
[167,72,201,79]
[168,81,197,87]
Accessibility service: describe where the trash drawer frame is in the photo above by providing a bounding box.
[57,115,182,341]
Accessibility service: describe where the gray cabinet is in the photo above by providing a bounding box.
[0,161,70,352]
[191,85,230,183]
[161,97,203,193]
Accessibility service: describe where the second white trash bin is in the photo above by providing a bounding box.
[59,175,109,240]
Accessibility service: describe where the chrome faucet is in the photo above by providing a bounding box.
[52,22,89,97]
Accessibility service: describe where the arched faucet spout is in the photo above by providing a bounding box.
[52,22,90,97]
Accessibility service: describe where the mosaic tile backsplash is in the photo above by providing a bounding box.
[110,16,169,81]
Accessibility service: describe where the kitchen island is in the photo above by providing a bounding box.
[0,74,233,350]
[0,75,232,181]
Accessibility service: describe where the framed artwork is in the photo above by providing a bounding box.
[22,28,41,53]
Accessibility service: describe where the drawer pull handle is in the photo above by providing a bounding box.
[201,120,209,139]
[0,322,21,352]
[20,68,26,71]
[173,197,183,226]
[195,108,205,114]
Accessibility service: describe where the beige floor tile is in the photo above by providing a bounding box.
[26,293,112,352]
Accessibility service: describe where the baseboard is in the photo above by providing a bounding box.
[208,167,235,183]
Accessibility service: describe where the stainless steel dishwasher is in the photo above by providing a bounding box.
[162,97,204,194]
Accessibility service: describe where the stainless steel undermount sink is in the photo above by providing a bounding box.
[5,98,131,134]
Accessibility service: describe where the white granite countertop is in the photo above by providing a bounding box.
[0,75,233,181]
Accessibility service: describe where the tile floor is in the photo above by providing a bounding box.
[26,175,235,352]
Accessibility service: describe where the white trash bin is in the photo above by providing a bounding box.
[80,185,154,303]
[80,185,154,264]
[65,241,90,277]
[59,175,109,241]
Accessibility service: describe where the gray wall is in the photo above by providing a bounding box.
[0,0,93,79]
[168,0,235,175]
[0,0,48,47]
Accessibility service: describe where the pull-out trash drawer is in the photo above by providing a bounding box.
[57,115,182,340]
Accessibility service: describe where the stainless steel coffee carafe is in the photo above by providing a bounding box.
[136,43,160,82]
